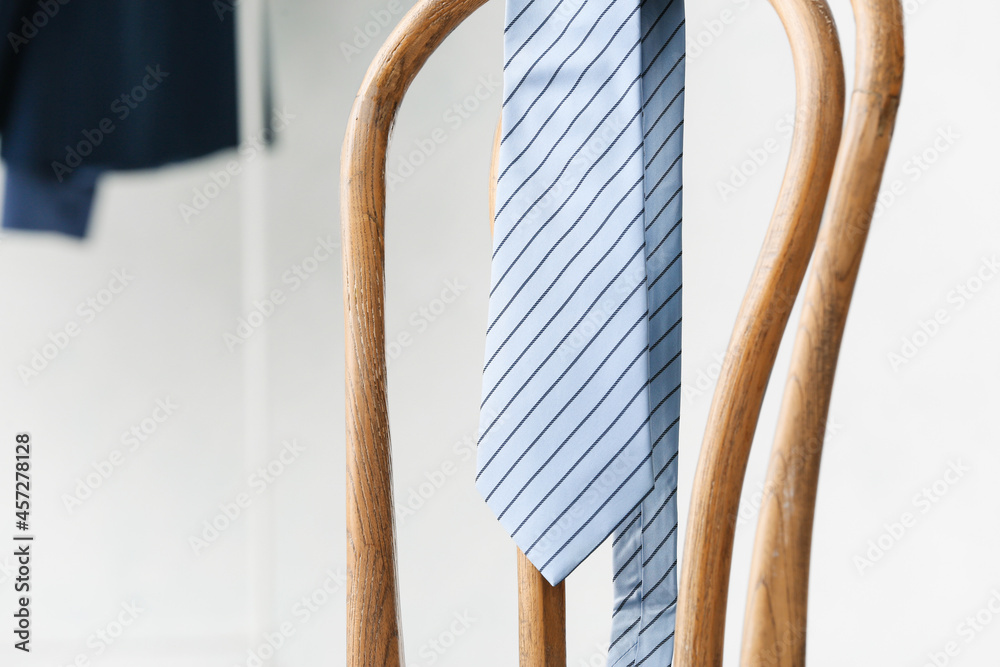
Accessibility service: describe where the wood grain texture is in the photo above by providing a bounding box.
[740,2,904,665]
[517,549,567,667]
[341,1,490,665]
[490,116,567,667]
[673,1,846,666]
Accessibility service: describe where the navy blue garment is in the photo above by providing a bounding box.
[3,165,100,237]
[0,0,240,237]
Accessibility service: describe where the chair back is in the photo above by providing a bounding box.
[340,1,903,665]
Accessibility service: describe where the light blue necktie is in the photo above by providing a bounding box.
[477,0,684,664]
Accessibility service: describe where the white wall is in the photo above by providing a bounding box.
[0,0,997,665]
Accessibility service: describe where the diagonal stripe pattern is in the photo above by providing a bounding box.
[606,1,684,664]
[478,0,684,663]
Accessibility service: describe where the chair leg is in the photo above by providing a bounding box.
[518,549,567,667]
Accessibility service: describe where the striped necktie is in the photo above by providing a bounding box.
[477,0,684,663]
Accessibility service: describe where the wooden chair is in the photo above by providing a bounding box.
[340,0,903,665]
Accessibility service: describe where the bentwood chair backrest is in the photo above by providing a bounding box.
[340,1,904,665]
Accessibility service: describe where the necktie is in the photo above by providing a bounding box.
[477,0,684,663]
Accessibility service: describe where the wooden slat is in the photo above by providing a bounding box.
[673,1,846,665]
[518,549,567,667]
[341,1,490,665]
[741,2,904,665]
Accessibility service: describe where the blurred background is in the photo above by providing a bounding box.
[0,0,998,665]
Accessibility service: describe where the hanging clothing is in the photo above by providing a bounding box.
[476,0,685,664]
[0,0,241,237]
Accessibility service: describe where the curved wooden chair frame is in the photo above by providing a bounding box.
[340,0,903,665]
